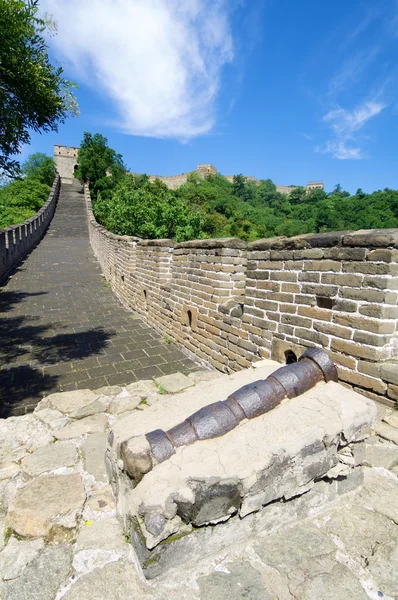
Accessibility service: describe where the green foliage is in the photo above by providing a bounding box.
[93,175,205,242]
[22,153,55,186]
[0,177,51,228]
[84,131,398,242]
[0,0,78,177]
[75,132,125,200]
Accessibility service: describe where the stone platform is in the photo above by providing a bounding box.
[0,364,397,599]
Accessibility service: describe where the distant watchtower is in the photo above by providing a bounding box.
[54,145,79,183]
[306,181,324,192]
[196,164,217,177]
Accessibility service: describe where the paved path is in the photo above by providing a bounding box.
[0,180,199,417]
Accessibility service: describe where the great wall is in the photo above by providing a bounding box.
[0,146,397,598]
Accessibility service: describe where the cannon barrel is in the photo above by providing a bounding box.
[145,348,337,464]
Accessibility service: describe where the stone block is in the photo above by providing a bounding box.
[107,369,375,577]
[380,363,398,385]
[154,372,195,394]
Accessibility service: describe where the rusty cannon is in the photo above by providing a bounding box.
[119,348,338,482]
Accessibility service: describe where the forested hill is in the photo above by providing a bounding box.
[80,133,398,243]
[93,173,398,242]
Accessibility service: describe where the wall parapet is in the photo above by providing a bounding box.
[0,174,61,282]
[85,184,398,407]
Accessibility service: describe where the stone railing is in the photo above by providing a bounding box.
[0,174,60,282]
[85,184,398,406]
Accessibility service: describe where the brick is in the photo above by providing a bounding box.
[326,351,356,369]
[253,299,279,311]
[337,369,387,395]
[247,270,269,280]
[280,303,297,314]
[295,328,329,346]
[340,288,393,303]
[363,276,398,290]
[270,250,294,260]
[281,315,312,328]
[278,324,294,336]
[342,262,392,275]
[314,321,352,340]
[387,384,398,400]
[297,306,331,322]
[359,304,398,319]
[324,248,367,261]
[321,273,363,287]
[334,314,395,334]
[299,271,320,283]
[333,299,358,313]
[295,295,314,306]
[303,260,341,272]
[353,331,389,346]
[330,338,389,361]
[269,271,298,282]
[357,361,381,378]
[366,249,398,262]
[293,249,324,259]
[301,284,338,297]
[281,283,301,293]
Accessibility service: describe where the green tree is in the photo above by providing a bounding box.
[75,132,125,200]
[22,153,55,186]
[0,177,51,227]
[0,0,78,177]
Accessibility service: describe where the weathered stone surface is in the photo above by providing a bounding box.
[0,537,44,581]
[81,433,108,482]
[75,517,125,551]
[293,564,369,600]
[95,385,124,397]
[384,410,398,429]
[20,442,79,477]
[380,363,398,385]
[108,395,142,415]
[61,559,148,600]
[197,562,272,600]
[322,505,395,564]
[53,414,108,440]
[360,466,398,524]
[154,372,194,394]
[85,486,115,515]
[375,422,398,445]
[110,375,375,568]
[0,415,52,463]
[33,408,69,430]
[8,473,85,537]
[37,389,100,417]
[125,380,157,398]
[354,437,398,470]
[1,544,72,600]
[188,370,220,383]
[366,536,398,598]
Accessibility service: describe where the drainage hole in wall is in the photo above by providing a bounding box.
[121,274,125,282]
[284,350,297,364]
[187,309,193,329]
[316,296,335,309]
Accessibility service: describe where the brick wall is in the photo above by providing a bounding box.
[0,175,60,282]
[86,185,398,406]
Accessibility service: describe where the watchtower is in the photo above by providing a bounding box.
[53,145,80,183]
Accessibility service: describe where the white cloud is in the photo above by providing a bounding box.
[316,100,386,159]
[40,0,235,139]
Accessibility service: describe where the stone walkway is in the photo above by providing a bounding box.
[0,369,397,600]
[0,181,199,417]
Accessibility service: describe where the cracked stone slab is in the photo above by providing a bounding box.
[197,561,272,600]
[374,422,398,445]
[353,437,398,470]
[60,559,150,600]
[7,473,86,537]
[1,544,72,600]
[0,537,44,581]
[75,517,125,551]
[33,408,69,430]
[154,372,194,394]
[81,433,108,482]
[108,395,142,415]
[53,414,108,440]
[0,415,53,464]
[383,411,398,429]
[188,370,221,383]
[125,380,157,398]
[20,442,79,477]
[36,389,100,417]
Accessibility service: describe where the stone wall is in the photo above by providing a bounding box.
[0,175,60,282]
[86,185,398,405]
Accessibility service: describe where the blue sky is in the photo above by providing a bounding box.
[26,0,398,193]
